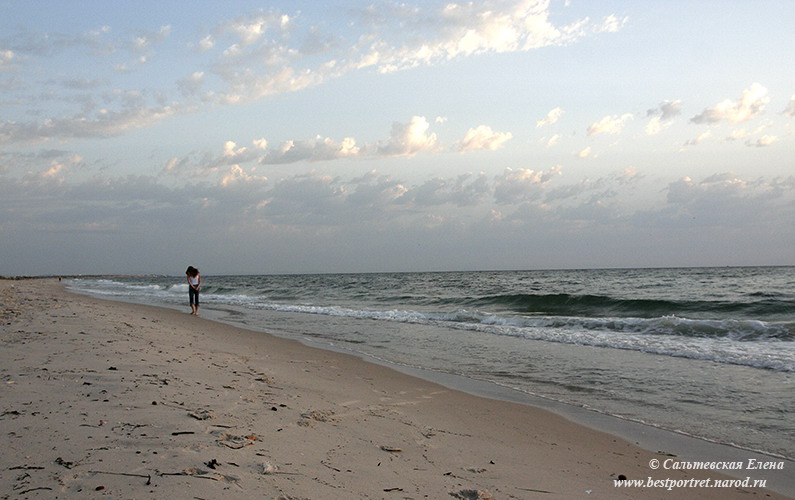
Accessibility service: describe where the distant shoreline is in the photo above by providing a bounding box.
[0,274,167,280]
[3,264,793,281]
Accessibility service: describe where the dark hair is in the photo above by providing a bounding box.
[186,266,199,277]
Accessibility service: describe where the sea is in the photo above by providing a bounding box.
[66,267,795,460]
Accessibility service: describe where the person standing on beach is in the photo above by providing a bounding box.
[186,266,201,315]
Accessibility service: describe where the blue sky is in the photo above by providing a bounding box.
[1,0,793,275]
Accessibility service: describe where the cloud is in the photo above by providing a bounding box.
[262,136,361,164]
[373,116,439,157]
[407,172,491,206]
[213,64,329,106]
[543,134,561,147]
[346,170,408,208]
[784,96,795,118]
[747,135,778,147]
[644,117,664,136]
[493,165,562,204]
[0,26,115,59]
[725,128,749,142]
[0,103,182,145]
[681,130,711,149]
[454,125,512,152]
[537,107,563,127]
[131,25,172,52]
[5,139,793,274]
[351,0,626,73]
[16,154,86,186]
[218,164,268,187]
[255,170,356,223]
[162,116,447,176]
[647,100,682,121]
[645,100,681,135]
[162,138,266,178]
[663,174,795,228]
[0,49,14,69]
[202,10,322,104]
[577,146,591,158]
[0,149,72,174]
[177,71,205,96]
[690,83,769,124]
[205,1,625,104]
[594,14,629,33]
[220,10,293,47]
[1,2,628,148]
[197,35,215,51]
[586,113,633,136]
[543,167,641,206]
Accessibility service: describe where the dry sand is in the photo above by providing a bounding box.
[1,279,790,499]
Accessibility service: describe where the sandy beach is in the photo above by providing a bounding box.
[1,279,790,499]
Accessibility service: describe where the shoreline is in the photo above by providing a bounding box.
[2,279,792,499]
[196,301,795,493]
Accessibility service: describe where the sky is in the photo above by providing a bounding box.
[1,0,793,276]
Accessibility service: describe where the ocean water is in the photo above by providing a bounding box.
[67,267,795,459]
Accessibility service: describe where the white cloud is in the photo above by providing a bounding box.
[347,170,408,208]
[0,2,629,148]
[454,125,512,152]
[784,96,795,118]
[353,0,626,73]
[177,71,205,96]
[215,66,327,105]
[493,165,562,204]
[22,154,85,185]
[681,130,711,149]
[544,134,561,147]
[0,103,181,145]
[132,25,171,52]
[586,113,633,136]
[193,10,326,105]
[221,11,292,47]
[162,116,445,174]
[543,166,642,205]
[223,140,245,157]
[407,172,491,206]
[644,117,664,136]
[262,136,360,164]
[662,174,795,229]
[5,144,793,274]
[258,170,347,221]
[198,35,215,51]
[747,135,778,147]
[577,146,591,158]
[655,100,683,121]
[594,14,629,33]
[0,49,14,69]
[373,116,438,157]
[726,128,749,141]
[219,164,267,187]
[537,107,563,127]
[690,83,769,124]
[645,100,681,135]
[164,115,524,180]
